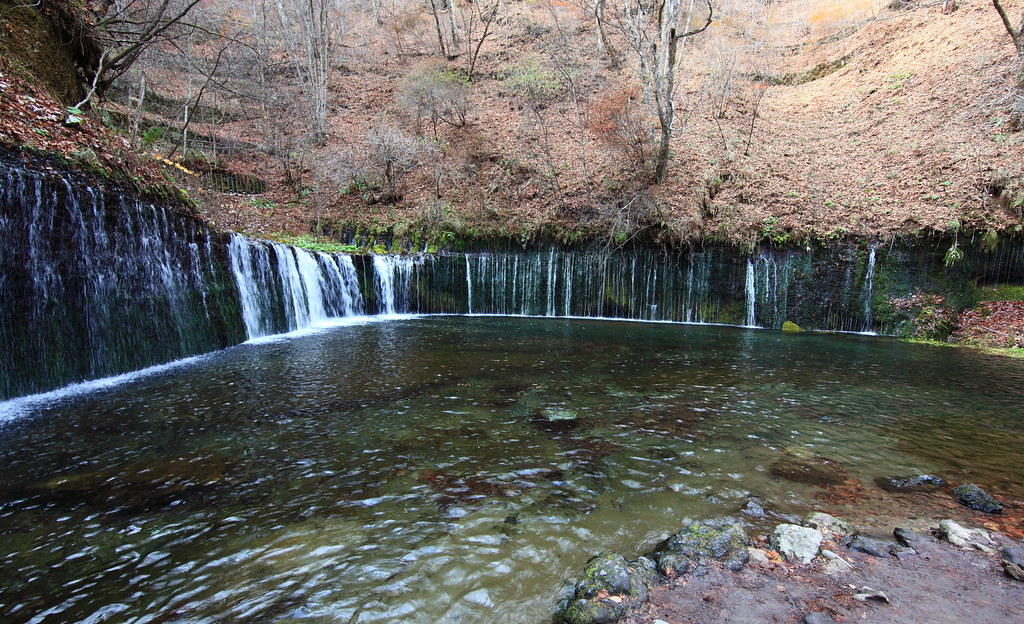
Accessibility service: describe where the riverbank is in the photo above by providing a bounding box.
[555,489,1024,624]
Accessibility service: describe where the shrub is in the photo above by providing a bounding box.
[397,62,471,135]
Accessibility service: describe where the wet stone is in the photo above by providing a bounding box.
[874,474,946,492]
[740,496,768,518]
[849,536,891,558]
[554,553,653,624]
[952,484,1003,514]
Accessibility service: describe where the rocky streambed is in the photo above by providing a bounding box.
[554,484,1024,624]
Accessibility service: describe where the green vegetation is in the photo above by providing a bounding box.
[975,283,1024,302]
[266,233,359,254]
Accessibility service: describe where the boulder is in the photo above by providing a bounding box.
[771,524,822,564]
[652,518,750,576]
[952,484,1003,514]
[801,512,857,539]
[554,553,653,624]
[937,519,997,554]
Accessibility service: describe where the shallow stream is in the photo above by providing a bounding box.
[1,317,1023,623]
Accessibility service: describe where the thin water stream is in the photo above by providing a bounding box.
[2,317,1022,623]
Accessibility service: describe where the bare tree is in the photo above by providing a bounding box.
[330,120,432,201]
[74,0,204,110]
[272,0,343,141]
[994,0,1024,130]
[427,0,451,56]
[620,0,714,183]
[459,0,500,80]
[507,58,564,185]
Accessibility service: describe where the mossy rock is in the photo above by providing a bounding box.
[782,320,803,332]
[652,517,749,576]
[553,553,654,624]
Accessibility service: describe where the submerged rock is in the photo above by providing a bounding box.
[30,452,238,510]
[874,474,946,492]
[771,524,822,563]
[652,517,750,576]
[553,553,654,624]
[531,407,582,434]
[952,484,1003,514]
[769,456,847,487]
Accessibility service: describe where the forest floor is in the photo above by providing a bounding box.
[169,0,1024,249]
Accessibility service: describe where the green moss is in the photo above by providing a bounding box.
[266,233,359,254]
[782,321,802,332]
[975,284,1024,302]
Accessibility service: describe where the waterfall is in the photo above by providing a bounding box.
[1,164,243,400]
[546,247,557,317]
[862,242,877,333]
[228,234,364,339]
[466,255,473,314]
[370,255,423,315]
[319,252,363,317]
[9,158,1024,401]
[372,256,397,314]
[744,259,757,327]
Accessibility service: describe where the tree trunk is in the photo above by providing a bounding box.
[428,0,449,57]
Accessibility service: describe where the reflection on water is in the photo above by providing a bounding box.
[1,317,1023,623]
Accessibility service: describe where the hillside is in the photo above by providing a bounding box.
[1,0,1023,249]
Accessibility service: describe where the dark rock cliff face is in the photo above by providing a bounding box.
[0,160,245,400]
[0,0,97,105]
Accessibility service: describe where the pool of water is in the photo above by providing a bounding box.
[1,316,1023,623]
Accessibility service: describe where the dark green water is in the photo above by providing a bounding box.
[1,317,1023,623]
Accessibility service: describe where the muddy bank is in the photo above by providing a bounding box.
[554,485,1024,624]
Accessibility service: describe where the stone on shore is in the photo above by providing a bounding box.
[652,517,750,576]
[848,536,891,558]
[771,524,822,563]
[937,519,997,554]
[1001,547,1024,582]
[553,553,654,624]
[801,512,857,539]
